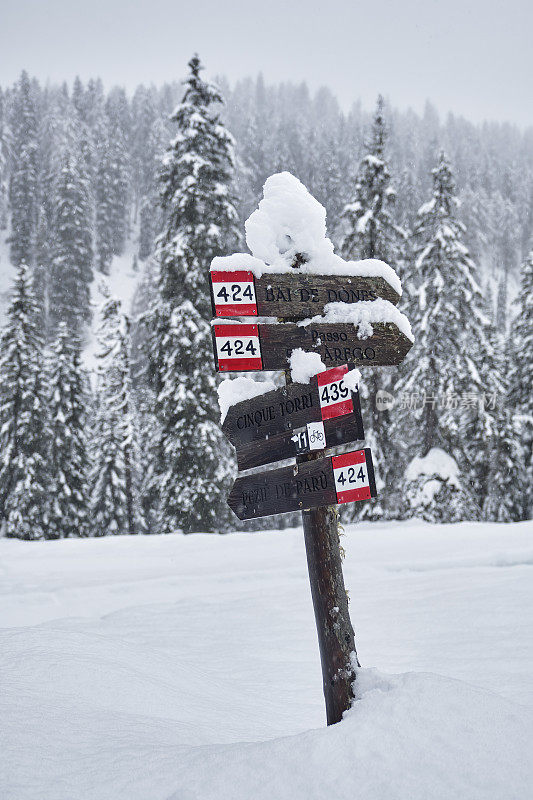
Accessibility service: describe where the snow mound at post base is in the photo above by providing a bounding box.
[2,632,531,800]
[170,669,532,800]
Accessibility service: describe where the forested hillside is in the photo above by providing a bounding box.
[0,61,531,537]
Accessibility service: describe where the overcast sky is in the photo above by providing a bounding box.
[2,0,532,127]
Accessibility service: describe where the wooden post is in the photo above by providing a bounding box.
[285,251,359,724]
[282,377,358,724]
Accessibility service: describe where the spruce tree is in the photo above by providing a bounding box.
[482,350,523,522]
[157,302,234,533]
[341,96,405,265]
[90,297,138,536]
[0,264,49,539]
[148,54,240,533]
[0,88,10,230]
[49,151,93,333]
[94,116,115,274]
[9,71,39,267]
[508,251,533,519]
[131,85,157,219]
[138,118,168,260]
[47,322,91,538]
[396,153,493,520]
[105,91,131,255]
[340,96,405,519]
[139,191,156,261]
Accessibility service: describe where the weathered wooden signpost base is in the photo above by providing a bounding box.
[300,459,359,724]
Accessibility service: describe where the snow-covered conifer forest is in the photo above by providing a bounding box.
[1,30,533,799]
[0,61,531,536]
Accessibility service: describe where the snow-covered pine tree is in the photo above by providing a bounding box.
[9,71,39,267]
[482,340,523,522]
[157,302,234,533]
[0,88,10,230]
[139,191,156,261]
[397,153,493,520]
[147,54,240,533]
[341,97,405,264]
[49,151,93,334]
[0,263,49,539]
[138,118,168,260]
[131,85,157,219]
[47,322,91,538]
[104,91,131,255]
[340,95,406,519]
[94,114,114,274]
[507,251,533,519]
[90,297,139,536]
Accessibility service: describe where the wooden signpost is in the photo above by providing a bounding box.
[210,269,400,318]
[209,243,412,727]
[223,364,364,470]
[228,448,376,519]
[212,321,412,372]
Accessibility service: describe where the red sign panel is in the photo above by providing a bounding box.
[213,323,263,372]
[332,449,372,504]
[317,364,355,420]
[210,271,258,317]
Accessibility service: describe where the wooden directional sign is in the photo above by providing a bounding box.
[223,364,364,470]
[228,447,377,520]
[210,270,400,319]
[212,321,412,372]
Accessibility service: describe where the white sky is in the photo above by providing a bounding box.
[2,0,532,127]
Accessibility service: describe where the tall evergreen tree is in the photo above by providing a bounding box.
[9,71,39,267]
[49,151,93,333]
[47,322,91,537]
[94,115,114,274]
[507,251,533,519]
[148,54,240,533]
[0,87,10,229]
[157,302,234,533]
[138,118,168,260]
[396,153,493,519]
[90,297,139,536]
[482,338,523,522]
[131,85,157,219]
[105,91,131,255]
[340,96,406,519]
[341,96,405,264]
[0,264,49,539]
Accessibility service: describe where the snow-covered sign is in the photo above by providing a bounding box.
[212,316,412,372]
[220,364,364,470]
[209,268,400,319]
[210,171,412,726]
[228,448,376,520]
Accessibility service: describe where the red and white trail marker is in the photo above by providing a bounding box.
[213,323,262,372]
[210,270,258,317]
[317,364,354,420]
[332,449,374,504]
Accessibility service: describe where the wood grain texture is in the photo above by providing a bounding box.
[227,456,338,520]
[209,272,400,321]
[233,412,364,471]
[222,382,321,446]
[253,273,400,317]
[258,321,413,370]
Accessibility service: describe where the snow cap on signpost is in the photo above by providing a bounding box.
[245,172,334,268]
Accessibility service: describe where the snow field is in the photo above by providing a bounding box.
[1,519,532,799]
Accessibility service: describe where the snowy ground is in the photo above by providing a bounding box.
[1,519,532,799]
